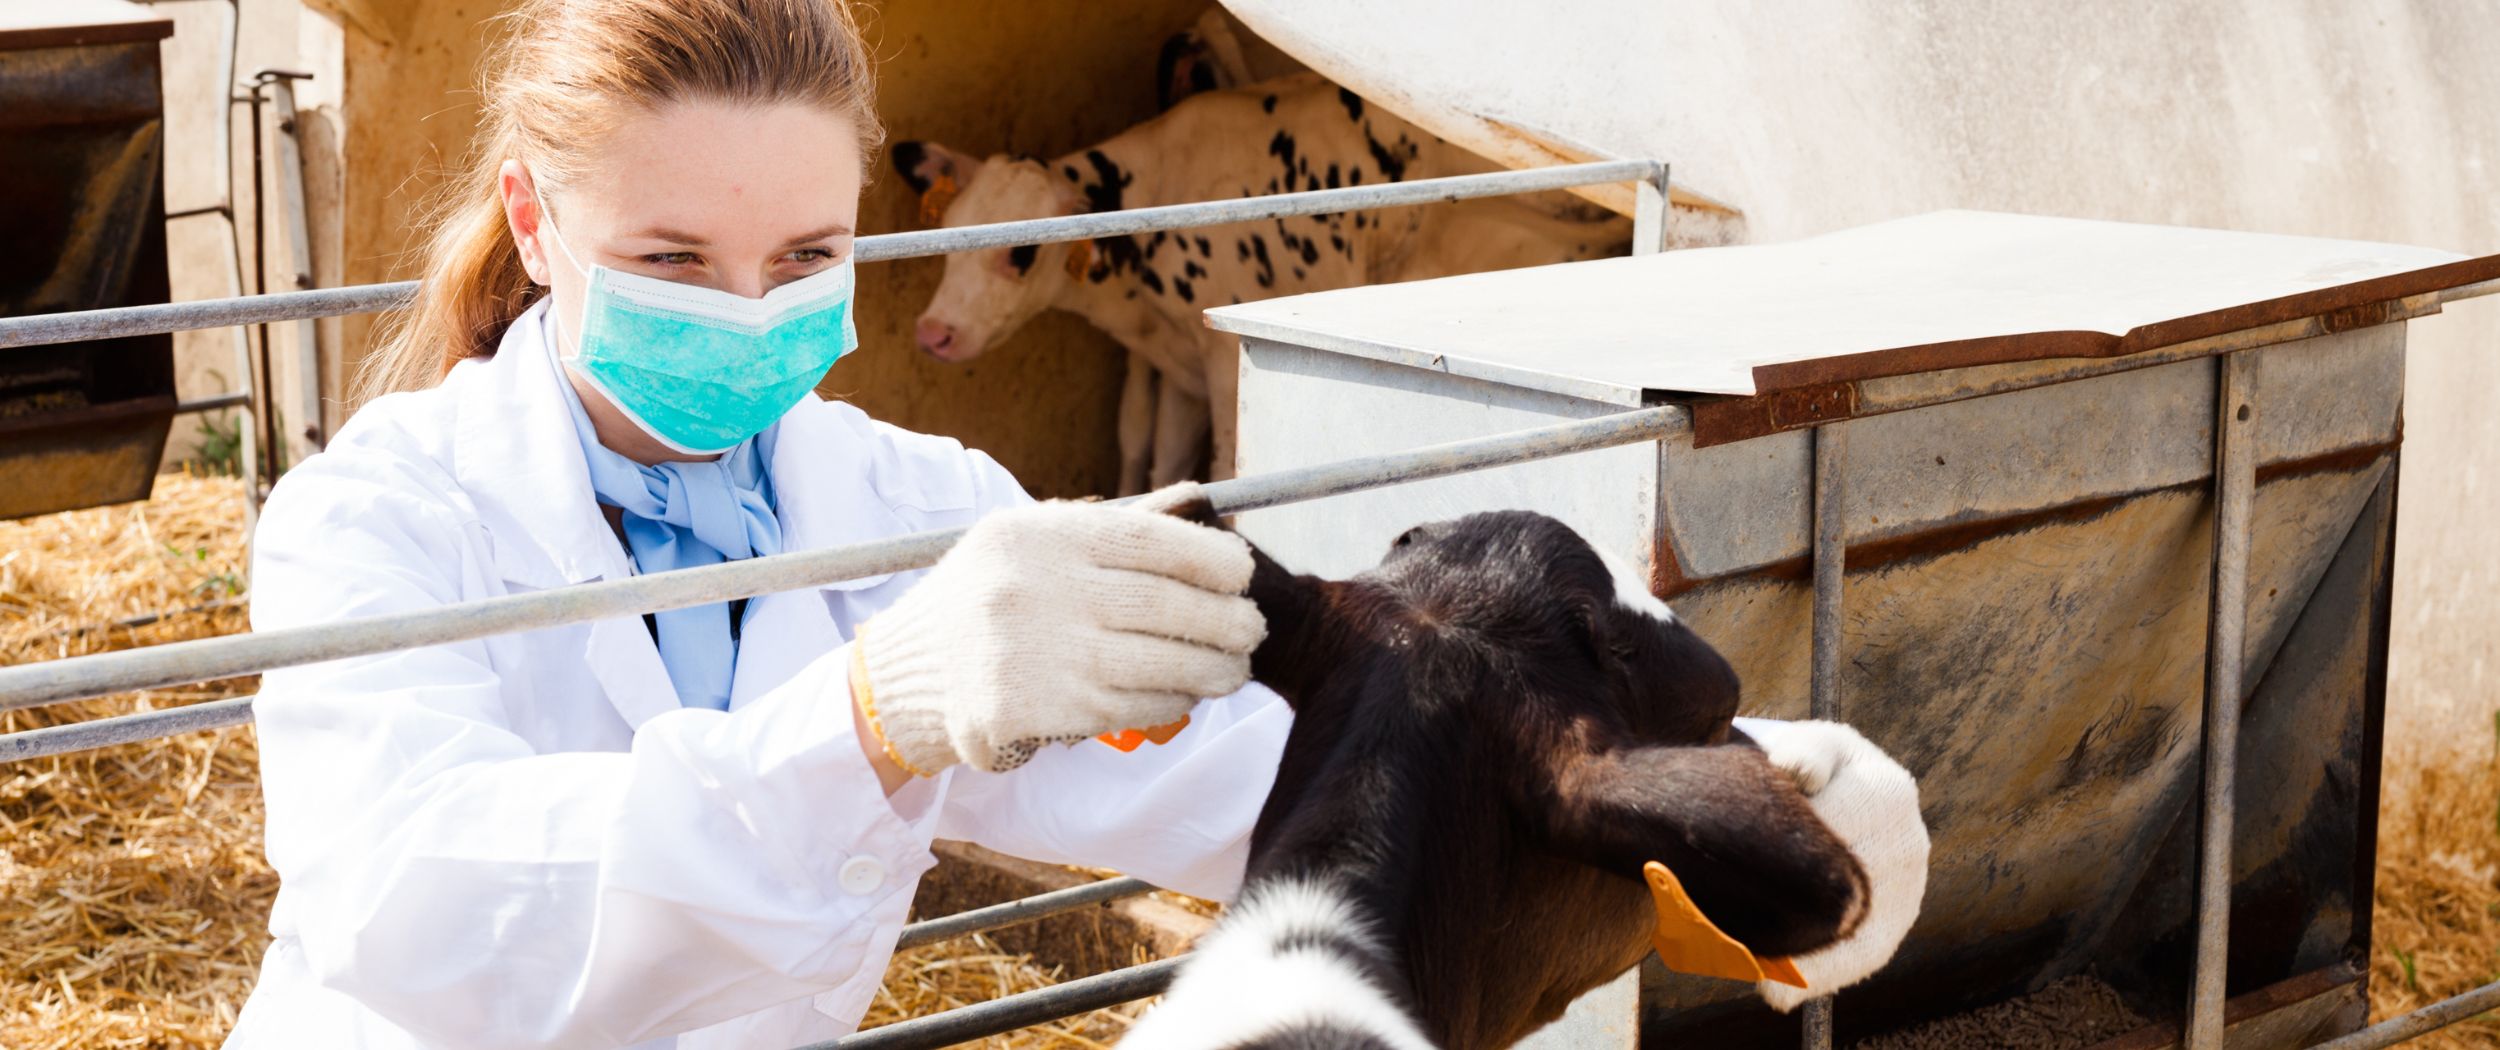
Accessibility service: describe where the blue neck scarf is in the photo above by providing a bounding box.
[557,370,784,711]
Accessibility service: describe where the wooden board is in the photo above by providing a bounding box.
[1203,210,2495,403]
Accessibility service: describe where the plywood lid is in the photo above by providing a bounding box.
[1204,210,2500,405]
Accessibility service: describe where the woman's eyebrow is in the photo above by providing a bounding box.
[780,223,854,246]
[621,226,712,247]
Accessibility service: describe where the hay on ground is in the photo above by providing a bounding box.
[859,935,1155,1047]
[1,470,267,1050]
[2368,726,2500,1049]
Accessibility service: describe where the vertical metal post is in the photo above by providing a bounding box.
[260,71,324,456]
[2188,350,2256,1049]
[1803,421,1848,1050]
[1620,163,1680,1040]
[1632,161,1672,255]
[223,82,263,528]
[240,81,282,485]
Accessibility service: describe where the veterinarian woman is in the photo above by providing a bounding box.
[225,0,1930,1045]
[223,1,1288,1046]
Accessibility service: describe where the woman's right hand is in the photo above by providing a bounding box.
[849,485,1267,775]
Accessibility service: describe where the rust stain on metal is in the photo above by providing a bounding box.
[1746,249,2497,393]
[1651,489,2145,599]
[1681,254,2495,449]
[2254,441,2396,485]
[2318,299,2394,335]
[1689,382,1861,446]
[1647,441,2396,602]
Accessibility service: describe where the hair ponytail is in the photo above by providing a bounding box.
[354,131,541,404]
[350,0,882,406]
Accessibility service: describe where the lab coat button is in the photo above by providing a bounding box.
[838,856,886,895]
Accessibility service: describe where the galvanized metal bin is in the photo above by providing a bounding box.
[0,2,178,521]
[1208,211,2500,1047]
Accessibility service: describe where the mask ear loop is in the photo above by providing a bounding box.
[534,180,591,279]
[527,173,599,361]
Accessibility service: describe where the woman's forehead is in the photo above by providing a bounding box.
[564,99,864,243]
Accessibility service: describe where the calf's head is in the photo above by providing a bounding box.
[889,140,1089,362]
[1152,510,1874,1048]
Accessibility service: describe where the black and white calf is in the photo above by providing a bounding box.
[1123,510,1928,1049]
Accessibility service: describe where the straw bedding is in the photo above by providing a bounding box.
[2,472,2491,1047]
[1,471,267,1049]
[2367,723,2500,1048]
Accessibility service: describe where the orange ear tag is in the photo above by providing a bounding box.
[1643,860,1810,989]
[917,174,960,227]
[1097,716,1191,753]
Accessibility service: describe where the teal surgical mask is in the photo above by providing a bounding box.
[543,208,858,455]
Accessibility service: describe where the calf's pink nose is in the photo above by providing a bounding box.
[915,317,958,358]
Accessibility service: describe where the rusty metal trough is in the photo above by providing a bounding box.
[0,6,179,521]
[1210,210,2500,1048]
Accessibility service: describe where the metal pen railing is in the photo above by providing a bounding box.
[0,159,1664,351]
[0,404,1687,736]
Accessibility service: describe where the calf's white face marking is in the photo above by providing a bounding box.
[1596,543,1678,625]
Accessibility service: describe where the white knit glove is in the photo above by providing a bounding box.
[1732,717,1931,1011]
[851,484,1265,775]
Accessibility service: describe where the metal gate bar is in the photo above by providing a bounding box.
[0,405,1686,714]
[1801,421,1849,1049]
[2310,977,2500,1050]
[806,957,1184,1050]
[0,160,1661,351]
[894,877,1153,952]
[2,695,256,762]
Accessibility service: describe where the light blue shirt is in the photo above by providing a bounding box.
[556,373,783,711]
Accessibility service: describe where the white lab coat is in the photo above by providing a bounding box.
[224,301,1292,1049]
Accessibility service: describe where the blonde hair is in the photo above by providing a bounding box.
[355,0,883,404]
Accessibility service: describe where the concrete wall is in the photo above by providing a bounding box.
[1223,0,2500,751]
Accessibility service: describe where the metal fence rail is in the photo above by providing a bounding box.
[894,877,1153,952]
[0,404,1685,715]
[0,159,1659,349]
[2311,978,2500,1050]
[813,957,1184,1050]
[2,696,257,762]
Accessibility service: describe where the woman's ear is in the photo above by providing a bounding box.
[499,159,553,286]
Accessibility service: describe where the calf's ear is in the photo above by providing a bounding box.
[887,141,981,221]
[1155,29,1227,110]
[1538,743,1869,959]
[1129,482,1338,710]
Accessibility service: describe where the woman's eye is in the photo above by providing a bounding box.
[642,252,700,267]
[786,247,839,266]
